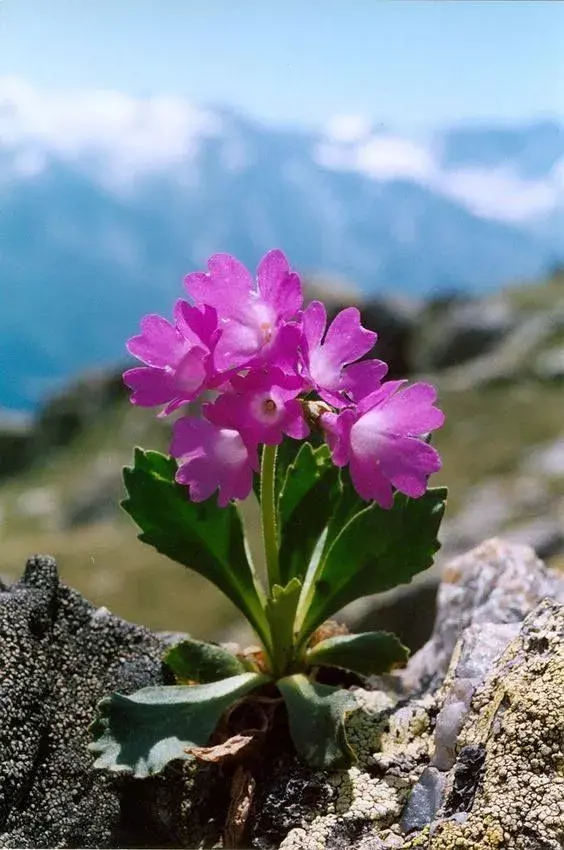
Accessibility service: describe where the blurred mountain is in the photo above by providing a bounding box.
[1,84,563,409]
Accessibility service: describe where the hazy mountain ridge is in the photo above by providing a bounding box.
[1,80,563,409]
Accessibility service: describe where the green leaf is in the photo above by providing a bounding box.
[305,631,409,676]
[298,487,447,643]
[90,672,270,777]
[265,578,303,675]
[278,442,340,585]
[277,674,357,769]
[121,449,270,650]
[164,638,248,684]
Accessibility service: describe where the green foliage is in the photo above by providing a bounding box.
[121,449,271,649]
[297,488,447,643]
[90,673,270,777]
[305,631,409,676]
[164,638,249,683]
[277,674,357,769]
[278,442,340,584]
[265,578,303,676]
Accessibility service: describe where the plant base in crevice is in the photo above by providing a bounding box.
[0,540,563,849]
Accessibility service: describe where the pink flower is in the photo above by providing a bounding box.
[124,301,218,414]
[205,367,309,447]
[301,301,387,406]
[171,417,258,507]
[184,250,303,371]
[322,382,444,508]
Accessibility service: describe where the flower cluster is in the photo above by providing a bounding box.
[124,250,444,508]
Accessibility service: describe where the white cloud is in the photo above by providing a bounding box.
[0,76,221,183]
[440,166,560,222]
[355,136,436,182]
[315,134,436,182]
[315,123,562,223]
[324,114,372,145]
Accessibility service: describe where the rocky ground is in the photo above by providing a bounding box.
[0,538,562,849]
[0,270,563,637]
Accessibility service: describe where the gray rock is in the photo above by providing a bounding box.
[521,437,564,478]
[404,537,564,691]
[534,346,564,380]
[399,767,445,834]
[0,554,167,848]
[416,295,515,372]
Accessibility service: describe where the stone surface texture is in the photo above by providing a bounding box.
[0,539,563,848]
[0,555,166,848]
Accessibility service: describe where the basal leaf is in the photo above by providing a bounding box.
[305,631,409,676]
[265,578,302,675]
[278,442,340,585]
[121,449,270,650]
[277,674,357,770]
[298,488,447,643]
[164,638,248,684]
[90,673,269,777]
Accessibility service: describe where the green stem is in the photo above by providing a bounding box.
[260,444,280,592]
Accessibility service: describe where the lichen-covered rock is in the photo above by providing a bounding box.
[267,540,564,850]
[0,554,167,848]
[428,598,564,850]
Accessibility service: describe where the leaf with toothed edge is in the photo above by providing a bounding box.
[121,448,271,650]
[89,673,270,777]
[296,487,447,645]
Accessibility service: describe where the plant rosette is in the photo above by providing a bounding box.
[90,249,447,778]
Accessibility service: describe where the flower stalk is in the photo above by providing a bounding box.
[260,443,281,593]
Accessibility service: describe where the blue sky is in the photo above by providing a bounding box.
[1,0,563,128]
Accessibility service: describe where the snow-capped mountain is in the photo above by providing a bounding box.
[1,78,563,410]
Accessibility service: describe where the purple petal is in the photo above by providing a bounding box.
[123,367,176,407]
[302,301,326,352]
[127,315,185,368]
[349,455,394,507]
[184,254,254,317]
[377,383,445,435]
[172,347,209,398]
[212,320,263,371]
[356,380,407,416]
[257,249,302,319]
[322,307,377,368]
[174,300,218,347]
[342,359,389,401]
[171,416,255,506]
[378,435,442,498]
[322,409,356,467]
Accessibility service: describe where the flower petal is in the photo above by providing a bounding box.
[127,315,186,368]
[302,301,326,352]
[377,383,445,435]
[123,367,176,406]
[171,417,255,506]
[349,455,394,507]
[322,308,376,368]
[378,435,442,498]
[257,249,302,319]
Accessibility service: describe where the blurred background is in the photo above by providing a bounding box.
[1,0,563,649]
